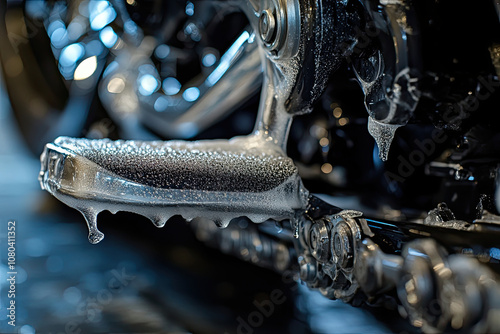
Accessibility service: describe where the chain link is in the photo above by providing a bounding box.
[191,196,500,333]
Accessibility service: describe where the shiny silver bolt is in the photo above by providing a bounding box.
[259,9,276,44]
[300,262,316,282]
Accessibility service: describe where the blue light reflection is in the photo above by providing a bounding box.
[162,77,181,95]
[59,43,85,67]
[138,74,159,96]
[99,26,118,48]
[183,87,200,102]
[206,31,249,86]
[89,1,117,31]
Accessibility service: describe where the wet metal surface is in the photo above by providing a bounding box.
[0,77,402,333]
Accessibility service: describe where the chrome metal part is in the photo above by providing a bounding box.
[398,239,450,331]
[192,193,500,333]
[331,214,361,270]
[100,29,262,139]
[259,9,277,45]
[243,0,301,150]
[39,136,309,243]
[297,209,365,302]
[310,219,330,262]
[355,239,403,296]
[398,239,500,333]
[241,0,300,59]
[195,196,500,333]
[244,0,360,149]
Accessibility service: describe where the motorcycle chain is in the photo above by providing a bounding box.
[192,195,500,333]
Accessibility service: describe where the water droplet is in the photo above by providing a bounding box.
[275,221,283,233]
[149,216,166,228]
[79,209,105,244]
[368,116,401,161]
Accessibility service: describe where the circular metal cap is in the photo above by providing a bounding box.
[259,9,276,44]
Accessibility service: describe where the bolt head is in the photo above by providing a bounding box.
[259,9,276,44]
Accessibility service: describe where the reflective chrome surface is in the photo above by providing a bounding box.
[2,0,500,333]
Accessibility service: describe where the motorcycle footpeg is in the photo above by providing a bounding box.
[39,136,309,243]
